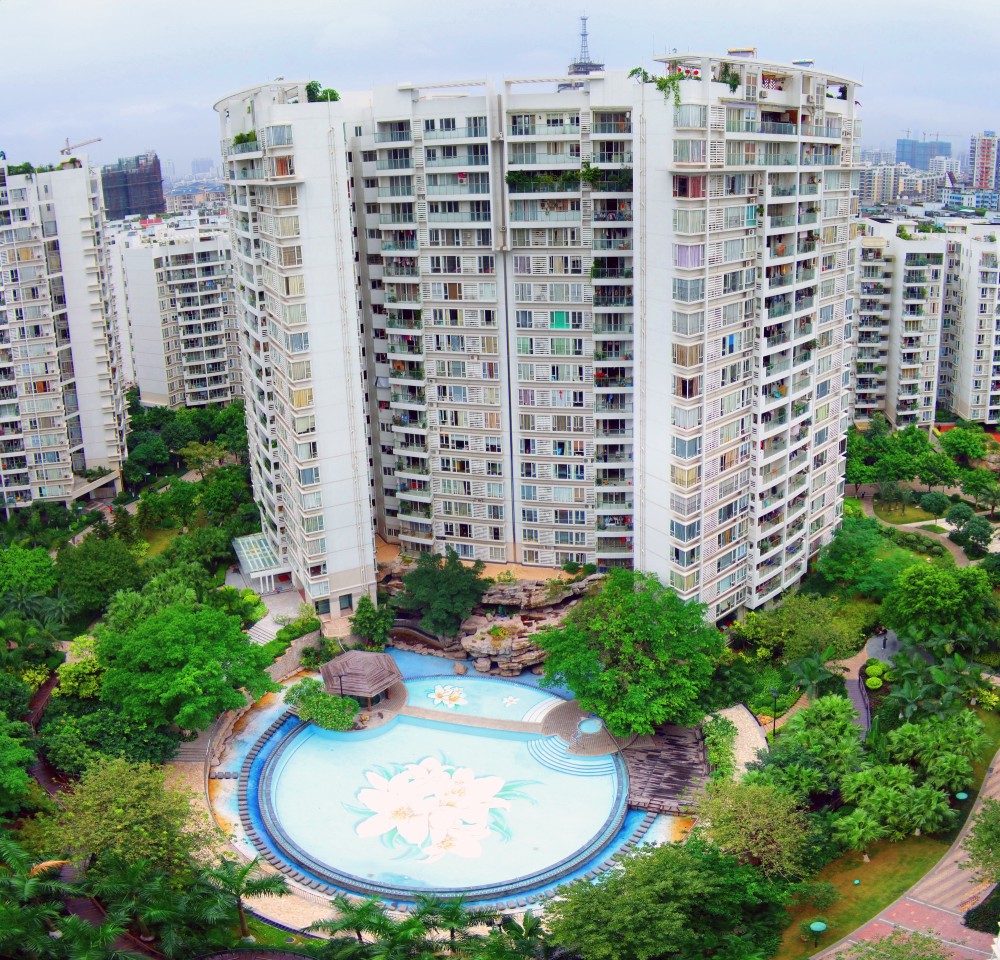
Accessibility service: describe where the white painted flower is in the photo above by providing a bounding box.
[427,684,467,710]
[501,696,519,708]
[421,823,490,862]
[354,756,513,861]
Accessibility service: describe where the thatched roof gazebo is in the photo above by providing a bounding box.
[319,651,403,707]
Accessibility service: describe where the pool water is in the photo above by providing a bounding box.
[260,715,625,898]
[403,675,562,722]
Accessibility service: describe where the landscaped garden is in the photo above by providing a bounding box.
[3,401,1000,960]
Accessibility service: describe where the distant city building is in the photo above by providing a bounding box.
[859,163,899,205]
[107,225,239,408]
[192,157,215,176]
[928,155,962,177]
[165,180,226,214]
[101,152,165,220]
[0,156,128,510]
[861,146,896,166]
[969,132,1000,190]
[896,168,947,202]
[895,138,951,171]
[942,187,1000,212]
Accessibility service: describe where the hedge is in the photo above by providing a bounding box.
[965,886,1000,933]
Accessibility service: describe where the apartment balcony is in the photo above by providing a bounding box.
[374,129,413,143]
[508,122,580,137]
[387,339,424,357]
[428,210,491,223]
[596,516,633,532]
[593,236,633,251]
[396,460,430,478]
[390,388,427,408]
[592,120,633,134]
[385,315,423,331]
[425,154,489,168]
[388,363,425,383]
[391,412,427,430]
[593,203,633,222]
[376,158,414,171]
[398,502,432,520]
[423,125,488,140]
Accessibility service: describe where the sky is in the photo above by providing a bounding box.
[1,0,997,175]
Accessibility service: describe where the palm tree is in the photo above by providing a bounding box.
[198,854,290,940]
[79,856,180,943]
[832,809,885,861]
[49,912,142,960]
[907,785,956,836]
[312,894,394,944]
[787,648,844,701]
[884,678,932,722]
[413,895,498,952]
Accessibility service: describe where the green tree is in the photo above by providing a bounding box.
[945,501,975,528]
[394,548,489,638]
[832,809,886,858]
[960,514,994,553]
[412,894,499,950]
[0,710,36,818]
[787,648,844,701]
[881,565,996,641]
[0,672,32,720]
[55,536,147,616]
[544,837,787,960]
[285,677,356,731]
[165,479,199,530]
[916,451,959,491]
[34,757,216,874]
[919,491,950,518]
[129,435,170,474]
[962,797,1000,882]
[98,605,277,731]
[758,594,874,660]
[698,781,812,878]
[536,569,723,735]
[814,516,881,586]
[305,80,341,102]
[940,425,986,464]
[350,595,395,649]
[0,544,57,595]
[199,855,289,940]
[178,440,226,480]
[961,468,996,509]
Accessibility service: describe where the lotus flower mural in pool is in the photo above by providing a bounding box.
[427,684,467,710]
[349,756,537,862]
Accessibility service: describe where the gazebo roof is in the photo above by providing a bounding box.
[319,650,402,699]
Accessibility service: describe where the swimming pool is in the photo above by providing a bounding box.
[403,675,562,722]
[256,714,626,899]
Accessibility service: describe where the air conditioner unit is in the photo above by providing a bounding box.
[759,91,769,99]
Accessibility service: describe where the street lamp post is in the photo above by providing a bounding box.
[809,921,827,947]
[770,687,779,737]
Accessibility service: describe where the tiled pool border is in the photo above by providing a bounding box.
[237,710,656,910]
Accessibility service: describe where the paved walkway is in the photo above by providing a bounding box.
[814,748,1000,959]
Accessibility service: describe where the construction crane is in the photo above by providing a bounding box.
[60,136,101,156]
[922,132,957,142]
[900,128,912,139]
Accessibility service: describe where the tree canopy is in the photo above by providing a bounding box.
[962,797,1000,882]
[544,837,787,960]
[393,548,489,637]
[97,604,277,730]
[33,757,217,874]
[536,569,723,735]
[0,545,57,596]
[55,535,147,616]
[881,565,996,642]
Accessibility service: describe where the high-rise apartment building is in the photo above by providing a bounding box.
[0,157,127,511]
[101,152,166,221]
[861,147,896,166]
[853,217,1000,428]
[217,53,860,622]
[896,138,951,171]
[859,164,898,206]
[107,226,240,407]
[969,132,1000,191]
[928,156,962,177]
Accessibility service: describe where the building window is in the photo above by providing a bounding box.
[339,594,353,612]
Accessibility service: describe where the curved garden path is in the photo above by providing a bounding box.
[813,746,1000,959]
[854,490,971,566]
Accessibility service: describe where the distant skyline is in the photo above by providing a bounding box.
[1,0,997,172]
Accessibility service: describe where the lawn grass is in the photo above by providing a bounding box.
[143,526,181,557]
[773,707,1000,960]
[872,500,935,524]
[920,523,948,534]
[245,916,319,951]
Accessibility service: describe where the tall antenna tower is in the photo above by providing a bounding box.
[560,15,605,91]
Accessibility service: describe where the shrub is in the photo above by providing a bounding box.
[261,637,291,661]
[299,645,327,669]
[975,687,1000,712]
[274,615,321,645]
[20,664,50,694]
[581,563,598,576]
[950,493,963,503]
[865,676,883,690]
[979,650,1000,669]
[562,560,581,575]
[702,714,738,782]
[794,881,840,911]
[965,886,1000,933]
[930,545,945,556]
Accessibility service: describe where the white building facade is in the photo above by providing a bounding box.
[0,158,127,511]
[108,226,239,408]
[217,54,860,622]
